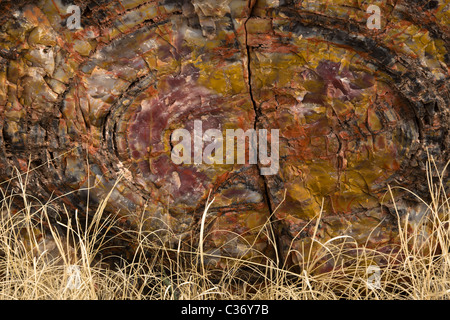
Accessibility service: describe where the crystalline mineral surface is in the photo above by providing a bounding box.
[0,0,448,269]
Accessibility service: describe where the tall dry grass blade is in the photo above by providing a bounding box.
[199,191,215,280]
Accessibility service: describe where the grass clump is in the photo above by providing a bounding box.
[0,155,448,300]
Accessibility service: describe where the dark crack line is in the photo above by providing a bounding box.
[244,1,284,268]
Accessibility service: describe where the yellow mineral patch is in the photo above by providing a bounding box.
[246,211,267,230]
[197,61,246,95]
[252,51,306,89]
[367,107,383,132]
[28,26,57,46]
[73,39,93,57]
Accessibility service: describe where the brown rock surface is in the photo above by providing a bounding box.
[0,0,448,269]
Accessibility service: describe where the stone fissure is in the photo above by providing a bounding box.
[244,1,284,267]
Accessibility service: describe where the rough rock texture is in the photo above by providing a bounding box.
[0,0,448,269]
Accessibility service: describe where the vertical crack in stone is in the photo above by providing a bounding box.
[244,0,284,267]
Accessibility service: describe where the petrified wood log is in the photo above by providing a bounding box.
[0,0,448,269]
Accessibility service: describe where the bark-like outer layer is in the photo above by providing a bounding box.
[0,0,448,269]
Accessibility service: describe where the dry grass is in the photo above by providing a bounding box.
[0,155,448,300]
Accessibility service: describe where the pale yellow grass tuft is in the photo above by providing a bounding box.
[0,154,448,299]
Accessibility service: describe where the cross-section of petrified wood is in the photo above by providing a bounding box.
[0,0,448,269]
